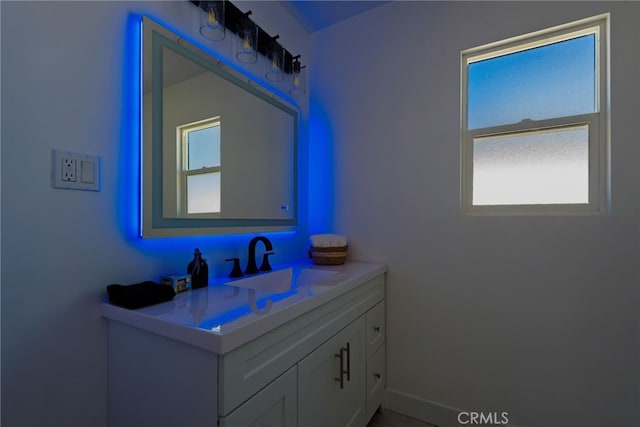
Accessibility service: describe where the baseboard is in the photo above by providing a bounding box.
[384,388,522,427]
[384,388,461,427]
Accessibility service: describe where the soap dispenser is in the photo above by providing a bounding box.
[188,248,209,289]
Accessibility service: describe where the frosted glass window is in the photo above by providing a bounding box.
[461,15,608,215]
[473,126,589,205]
[468,34,596,130]
[187,172,221,214]
[187,125,220,170]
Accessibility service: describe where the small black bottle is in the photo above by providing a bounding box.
[188,248,209,289]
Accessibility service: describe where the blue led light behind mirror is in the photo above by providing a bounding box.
[141,17,298,238]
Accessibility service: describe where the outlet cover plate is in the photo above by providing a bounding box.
[52,149,101,191]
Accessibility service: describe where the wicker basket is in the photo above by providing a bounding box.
[309,245,348,265]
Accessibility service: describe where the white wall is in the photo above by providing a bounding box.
[310,2,639,427]
[0,1,310,426]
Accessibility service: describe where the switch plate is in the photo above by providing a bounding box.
[52,149,100,191]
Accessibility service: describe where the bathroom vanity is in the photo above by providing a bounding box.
[102,261,386,427]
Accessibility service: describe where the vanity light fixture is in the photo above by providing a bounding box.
[199,1,225,41]
[289,55,306,96]
[234,11,258,64]
[191,0,307,96]
[265,35,285,82]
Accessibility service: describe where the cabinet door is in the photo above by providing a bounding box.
[298,316,366,427]
[219,366,297,427]
[366,346,385,421]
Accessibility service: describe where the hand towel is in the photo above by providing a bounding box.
[310,234,347,248]
[107,281,175,309]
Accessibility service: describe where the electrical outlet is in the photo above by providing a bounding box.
[61,157,77,182]
[52,149,100,191]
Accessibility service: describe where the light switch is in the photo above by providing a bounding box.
[81,160,95,184]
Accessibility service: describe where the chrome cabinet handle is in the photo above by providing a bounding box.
[334,347,346,389]
[374,326,381,332]
[345,342,351,382]
[334,342,351,389]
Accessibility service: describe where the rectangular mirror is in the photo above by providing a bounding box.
[141,16,298,237]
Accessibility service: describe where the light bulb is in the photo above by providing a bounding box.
[199,2,225,41]
[207,9,217,26]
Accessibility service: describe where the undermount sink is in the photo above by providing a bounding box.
[224,267,339,292]
[294,268,341,287]
[225,268,293,293]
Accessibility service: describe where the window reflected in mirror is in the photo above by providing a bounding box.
[178,117,222,215]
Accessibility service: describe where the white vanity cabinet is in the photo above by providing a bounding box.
[104,262,386,427]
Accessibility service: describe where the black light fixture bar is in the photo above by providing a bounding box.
[191,0,298,74]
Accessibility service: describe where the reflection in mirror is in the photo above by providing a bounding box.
[141,17,298,237]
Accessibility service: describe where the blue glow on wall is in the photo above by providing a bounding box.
[307,95,335,234]
[117,14,142,241]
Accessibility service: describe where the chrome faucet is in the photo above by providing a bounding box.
[245,236,274,275]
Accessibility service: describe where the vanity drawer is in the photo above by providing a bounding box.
[218,275,385,415]
[366,301,385,358]
[366,346,386,421]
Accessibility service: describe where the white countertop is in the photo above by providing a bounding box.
[102,260,386,354]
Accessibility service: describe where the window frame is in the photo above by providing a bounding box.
[460,14,610,216]
[176,117,222,217]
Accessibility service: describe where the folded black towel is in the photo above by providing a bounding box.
[106,281,175,309]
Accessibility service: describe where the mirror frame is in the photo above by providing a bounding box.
[141,17,299,237]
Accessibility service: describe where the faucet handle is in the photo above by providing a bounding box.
[259,252,274,272]
[225,258,244,278]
